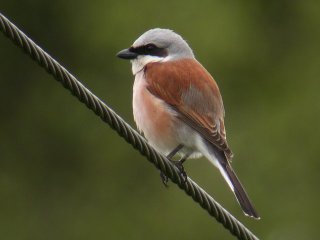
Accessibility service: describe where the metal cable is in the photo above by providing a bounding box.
[0,12,259,240]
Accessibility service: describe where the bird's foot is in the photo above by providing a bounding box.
[160,171,169,187]
[173,160,188,183]
[159,162,187,186]
[159,144,187,187]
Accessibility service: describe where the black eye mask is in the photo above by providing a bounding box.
[129,44,168,57]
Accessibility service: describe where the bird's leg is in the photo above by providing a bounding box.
[160,144,184,186]
[167,144,184,159]
[173,152,192,182]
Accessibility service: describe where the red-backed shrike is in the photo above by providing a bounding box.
[117,28,259,219]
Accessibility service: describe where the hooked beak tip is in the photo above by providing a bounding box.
[116,48,138,60]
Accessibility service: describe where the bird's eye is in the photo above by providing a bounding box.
[145,44,156,51]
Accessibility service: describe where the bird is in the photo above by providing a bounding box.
[116,28,259,219]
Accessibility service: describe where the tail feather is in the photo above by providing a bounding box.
[223,163,260,219]
[204,142,260,219]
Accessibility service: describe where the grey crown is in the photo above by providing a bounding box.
[132,28,195,60]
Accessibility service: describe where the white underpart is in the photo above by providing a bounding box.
[131,55,166,75]
[131,53,186,75]
[195,137,235,191]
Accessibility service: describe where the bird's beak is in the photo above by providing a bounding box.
[116,48,138,60]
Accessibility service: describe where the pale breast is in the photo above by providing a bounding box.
[132,72,178,154]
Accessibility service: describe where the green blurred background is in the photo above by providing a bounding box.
[1,1,319,239]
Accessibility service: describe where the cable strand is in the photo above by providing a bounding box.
[0,12,259,240]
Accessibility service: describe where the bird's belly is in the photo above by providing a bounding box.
[132,73,203,159]
[132,75,179,155]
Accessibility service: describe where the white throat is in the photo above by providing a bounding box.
[131,55,166,75]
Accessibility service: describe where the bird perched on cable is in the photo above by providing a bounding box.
[117,28,259,219]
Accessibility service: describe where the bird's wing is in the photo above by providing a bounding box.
[145,58,233,160]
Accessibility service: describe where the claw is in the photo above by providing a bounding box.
[159,144,188,186]
[160,171,169,187]
[174,161,188,182]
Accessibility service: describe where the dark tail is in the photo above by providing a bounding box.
[223,163,260,219]
[206,143,260,219]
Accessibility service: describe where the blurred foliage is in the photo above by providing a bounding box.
[1,1,320,239]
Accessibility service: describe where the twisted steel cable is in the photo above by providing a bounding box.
[0,12,259,240]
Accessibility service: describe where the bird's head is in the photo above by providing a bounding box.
[117,28,194,74]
